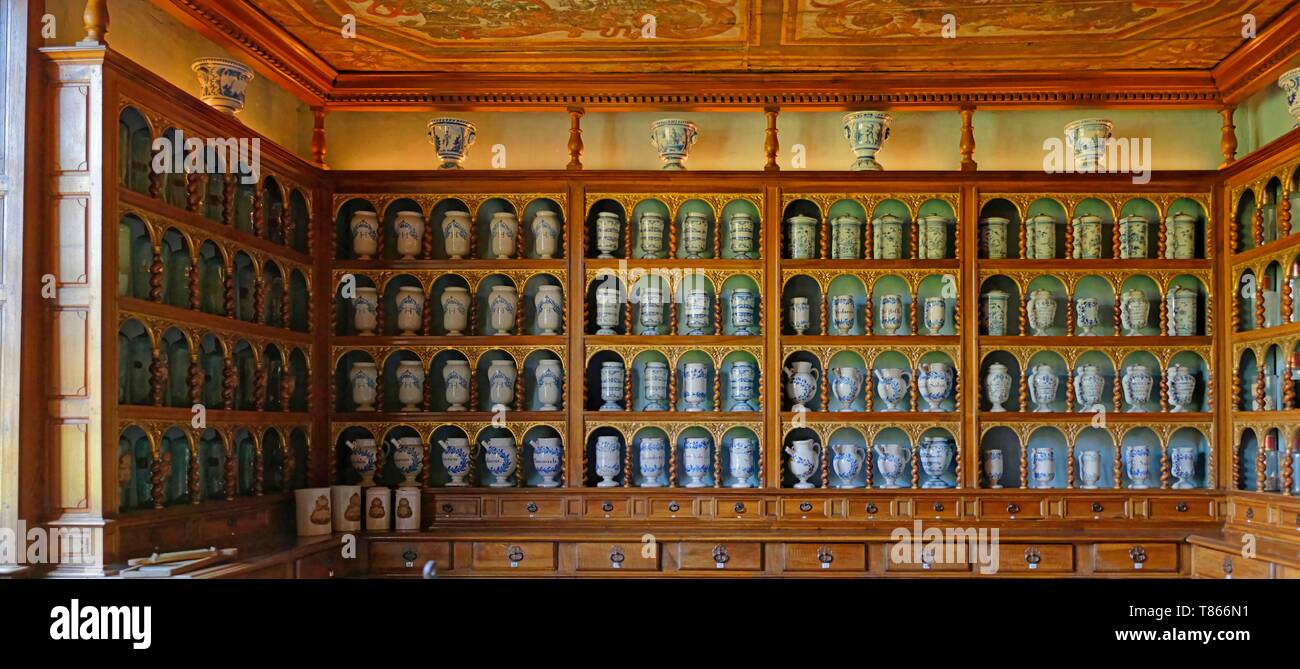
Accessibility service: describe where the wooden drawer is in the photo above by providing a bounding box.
[200,508,266,539]
[499,498,565,519]
[369,540,452,574]
[1149,498,1214,521]
[679,542,763,571]
[471,541,556,571]
[784,543,866,572]
[583,498,632,519]
[647,498,695,519]
[575,542,661,572]
[998,544,1074,573]
[1279,565,1300,579]
[915,497,962,520]
[295,548,351,579]
[1231,500,1269,525]
[845,498,899,520]
[980,498,1044,520]
[1094,543,1179,573]
[1064,497,1127,520]
[1191,546,1271,579]
[885,549,971,572]
[714,498,762,520]
[431,497,481,520]
[780,498,829,519]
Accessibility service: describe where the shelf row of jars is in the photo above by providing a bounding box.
[586,206,760,260]
[338,425,564,489]
[118,319,309,411]
[782,354,956,412]
[980,281,1203,336]
[337,351,564,413]
[119,214,312,332]
[780,430,960,489]
[779,288,955,336]
[585,353,760,412]
[978,431,1208,490]
[1236,346,1300,411]
[584,428,763,488]
[589,280,760,336]
[342,278,564,337]
[1234,430,1300,494]
[1232,174,1300,252]
[1235,264,1300,331]
[118,424,310,511]
[978,211,1203,260]
[784,212,954,260]
[980,355,1207,413]
[338,198,565,261]
[119,107,312,254]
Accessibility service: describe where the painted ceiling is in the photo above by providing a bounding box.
[242,0,1294,73]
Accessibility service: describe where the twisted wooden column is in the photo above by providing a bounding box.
[222,355,236,409]
[1065,297,1075,336]
[251,190,265,238]
[1019,445,1028,488]
[224,445,237,501]
[150,347,167,407]
[223,265,236,318]
[188,262,201,310]
[254,445,264,496]
[150,455,164,509]
[1159,448,1170,489]
[189,445,201,504]
[1113,449,1122,489]
[149,246,164,302]
[1018,296,1028,335]
[1253,208,1264,250]
[221,175,235,228]
[253,277,266,324]
[188,354,203,406]
[1064,221,1074,259]
[254,361,268,411]
[1066,441,1075,488]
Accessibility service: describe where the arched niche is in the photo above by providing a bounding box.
[1235,190,1258,253]
[674,349,715,412]
[1071,197,1116,259]
[335,350,377,412]
[335,198,378,260]
[781,198,822,260]
[719,198,762,260]
[262,177,285,244]
[381,273,425,337]
[375,347,420,413]
[522,273,565,336]
[870,199,912,260]
[782,350,824,412]
[522,349,565,412]
[629,270,671,336]
[870,427,913,489]
[1117,351,1161,413]
[116,426,153,511]
[626,198,668,260]
[826,274,867,337]
[979,426,1019,488]
[584,425,626,488]
[1168,350,1210,413]
[979,275,1020,336]
[429,350,470,412]
[781,426,821,488]
[159,327,191,408]
[231,251,257,322]
[1073,274,1116,336]
[674,427,714,488]
[476,197,520,260]
[230,340,257,411]
[475,349,518,412]
[287,348,309,411]
[870,274,912,336]
[1237,267,1258,331]
[160,427,192,505]
[1234,347,1255,410]
[1118,275,1160,336]
[1025,426,1067,489]
[158,128,190,210]
[1263,177,1284,244]
[381,197,423,261]
[428,425,470,487]
[231,166,255,234]
[158,228,192,308]
[629,427,671,488]
[117,107,152,195]
[675,272,716,336]
[1117,426,1158,489]
[522,197,565,260]
[1024,350,1068,412]
[335,425,376,486]
[977,198,1020,260]
[781,273,822,335]
[1262,260,1284,328]
[1165,198,1208,259]
[476,273,519,336]
[868,350,912,412]
[1072,350,1116,412]
[1024,275,1067,336]
[1262,343,1284,411]
[720,350,761,412]
[586,198,628,260]
[1167,274,1207,336]
[719,426,761,488]
[197,428,227,500]
[1168,427,1211,490]
[674,198,716,260]
[289,189,310,252]
[261,428,285,493]
[629,350,669,412]
[117,319,152,406]
[1024,198,1068,259]
[232,428,257,496]
[720,274,761,336]
[336,272,378,337]
[262,260,285,328]
[1077,427,1117,489]
[826,427,868,488]
[198,334,226,408]
[826,350,868,412]
[1116,197,1159,259]
[1237,427,1260,491]
[197,240,226,316]
[262,344,286,411]
[916,198,957,259]
[288,269,310,332]
[520,425,565,488]
[117,214,152,300]
[916,273,956,335]
[917,351,957,412]
[979,350,1020,412]
[429,273,470,337]
[202,173,225,222]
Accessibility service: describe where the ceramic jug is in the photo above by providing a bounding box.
[830,443,866,489]
[1026,289,1056,335]
[784,361,820,411]
[917,362,953,411]
[392,436,424,487]
[874,443,911,489]
[347,438,384,486]
[785,439,821,489]
[1073,363,1105,411]
[1077,450,1102,489]
[1028,364,1058,412]
[828,366,864,412]
[1121,364,1154,412]
[1120,289,1148,335]
[874,367,911,411]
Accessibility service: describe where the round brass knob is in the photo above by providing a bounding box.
[800,502,813,512]
[526,502,538,513]
[668,501,680,513]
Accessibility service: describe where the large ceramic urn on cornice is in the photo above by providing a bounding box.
[191,57,255,115]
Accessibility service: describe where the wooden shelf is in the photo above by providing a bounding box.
[121,297,313,345]
[119,187,312,266]
[117,405,312,422]
[978,411,1212,422]
[783,334,960,345]
[332,334,566,347]
[781,258,959,270]
[584,411,762,422]
[331,411,566,422]
[978,258,1211,270]
[583,334,762,346]
[979,335,1212,347]
[334,258,566,270]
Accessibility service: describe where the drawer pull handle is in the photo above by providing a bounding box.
[1006,503,1020,514]
[733,502,746,514]
[402,549,418,562]
[441,503,454,513]
[1129,546,1147,564]
[865,502,879,514]
[817,546,834,564]
[800,502,813,512]
[1245,508,1255,521]
[1024,547,1041,565]
[1175,502,1188,513]
[712,545,730,564]
[1091,502,1104,513]
[668,501,680,513]
[609,547,625,564]
[526,502,538,513]
[1222,556,1233,576]
[933,501,945,512]
[507,546,525,563]
[602,501,614,513]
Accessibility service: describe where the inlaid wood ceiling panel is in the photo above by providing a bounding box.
[245,0,1291,73]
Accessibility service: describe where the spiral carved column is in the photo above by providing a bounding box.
[188,354,203,406]
[150,456,164,509]
[189,446,201,504]
[224,445,237,501]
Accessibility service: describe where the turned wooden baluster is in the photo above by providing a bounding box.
[1018,221,1028,259]
[668,439,677,488]
[1066,441,1075,489]
[1255,358,1267,411]
[623,438,633,488]
[189,446,201,504]
[188,261,201,310]
[1231,438,1241,490]
[818,296,828,335]
[148,169,162,200]
[864,449,874,489]
[863,217,872,260]
[668,366,678,412]
[1281,186,1293,237]
[254,445,264,496]
[953,370,961,412]
[1064,367,1075,410]
[1018,295,1029,335]
[821,442,830,488]
[1159,447,1170,489]
[280,288,292,331]
[281,205,293,247]
[188,354,203,406]
[253,276,266,324]
[517,292,528,335]
[954,293,961,333]
[1112,370,1122,412]
[818,219,828,259]
[763,107,780,171]
[1255,280,1267,332]
[251,189,264,238]
[711,366,720,412]
[513,359,525,412]
[224,445,237,500]
[254,361,268,411]
[375,296,386,335]
[186,173,203,212]
[712,294,721,335]
[221,175,235,228]
[1112,299,1122,338]
[1159,371,1170,412]
[218,356,237,412]
[909,298,918,336]
[959,107,976,171]
[1112,449,1122,489]
[223,265,236,318]
[1065,297,1075,336]
[863,295,874,332]
[1256,444,1267,492]
[864,365,874,412]
[1157,215,1168,258]
[280,445,295,490]
[150,453,164,509]
[954,443,963,488]
[1064,220,1074,259]
[375,369,385,412]
[150,346,166,407]
[1018,367,1029,412]
[567,107,584,170]
[624,366,633,413]
[1253,208,1264,249]
[282,369,295,413]
[669,301,678,335]
[1284,437,1295,495]
[149,245,164,302]
[668,218,678,259]
[909,371,919,411]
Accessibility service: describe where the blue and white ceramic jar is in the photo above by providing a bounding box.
[426,117,477,169]
[529,437,563,488]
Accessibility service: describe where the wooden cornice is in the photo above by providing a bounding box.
[1214,3,1300,106]
[325,70,1222,112]
[152,0,1300,111]
[153,0,335,105]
